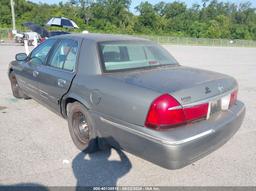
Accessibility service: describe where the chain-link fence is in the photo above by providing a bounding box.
[1,28,256,47]
[136,35,256,47]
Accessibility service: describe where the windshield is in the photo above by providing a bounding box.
[99,40,178,72]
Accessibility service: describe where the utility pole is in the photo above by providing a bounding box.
[10,0,16,33]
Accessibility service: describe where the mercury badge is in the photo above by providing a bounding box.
[218,85,224,93]
[205,87,211,94]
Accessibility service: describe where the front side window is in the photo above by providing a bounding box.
[99,41,178,72]
[48,39,78,71]
[30,39,56,64]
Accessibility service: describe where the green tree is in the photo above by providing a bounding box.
[0,0,256,40]
[135,2,158,32]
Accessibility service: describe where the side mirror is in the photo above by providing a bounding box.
[15,53,28,61]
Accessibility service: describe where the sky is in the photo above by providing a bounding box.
[29,0,256,13]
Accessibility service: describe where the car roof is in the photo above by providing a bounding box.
[51,33,151,43]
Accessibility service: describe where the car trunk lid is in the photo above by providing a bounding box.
[107,66,237,105]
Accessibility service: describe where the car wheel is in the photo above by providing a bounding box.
[9,72,30,99]
[67,102,98,152]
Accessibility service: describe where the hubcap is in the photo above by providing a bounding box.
[73,112,90,144]
[79,117,88,134]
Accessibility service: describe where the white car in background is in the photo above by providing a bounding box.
[14,31,39,46]
[23,31,39,46]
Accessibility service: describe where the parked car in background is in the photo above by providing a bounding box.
[14,32,24,43]
[48,31,70,37]
[14,31,39,46]
[24,32,39,46]
[16,21,71,45]
[8,34,245,169]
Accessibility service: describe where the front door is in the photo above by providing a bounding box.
[16,39,57,99]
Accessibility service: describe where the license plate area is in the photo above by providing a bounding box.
[207,94,231,119]
[210,100,222,116]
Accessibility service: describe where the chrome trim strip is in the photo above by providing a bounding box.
[100,117,215,146]
[19,79,26,84]
[181,88,236,108]
[39,89,49,95]
[168,106,183,111]
[207,103,211,119]
[40,93,48,100]
[172,129,215,145]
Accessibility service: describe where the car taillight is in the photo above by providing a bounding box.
[183,103,209,122]
[229,89,238,108]
[145,94,209,130]
[145,94,186,129]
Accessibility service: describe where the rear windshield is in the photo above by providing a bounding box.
[98,41,178,72]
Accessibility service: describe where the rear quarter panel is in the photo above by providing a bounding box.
[69,74,160,127]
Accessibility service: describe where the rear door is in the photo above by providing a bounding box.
[35,39,79,113]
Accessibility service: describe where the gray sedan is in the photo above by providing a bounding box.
[8,34,245,169]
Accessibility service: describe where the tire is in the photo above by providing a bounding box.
[67,102,98,153]
[9,72,30,99]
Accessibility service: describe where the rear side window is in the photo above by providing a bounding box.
[99,40,178,72]
[49,39,78,71]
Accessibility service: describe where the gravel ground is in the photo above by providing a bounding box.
[0,44,256,188]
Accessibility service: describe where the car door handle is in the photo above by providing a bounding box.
[57,79,66,87]
[33,70,39,77]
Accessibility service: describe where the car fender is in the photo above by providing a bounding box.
[61,92,92,118]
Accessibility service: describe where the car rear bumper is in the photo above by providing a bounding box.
[94,100,245,169]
